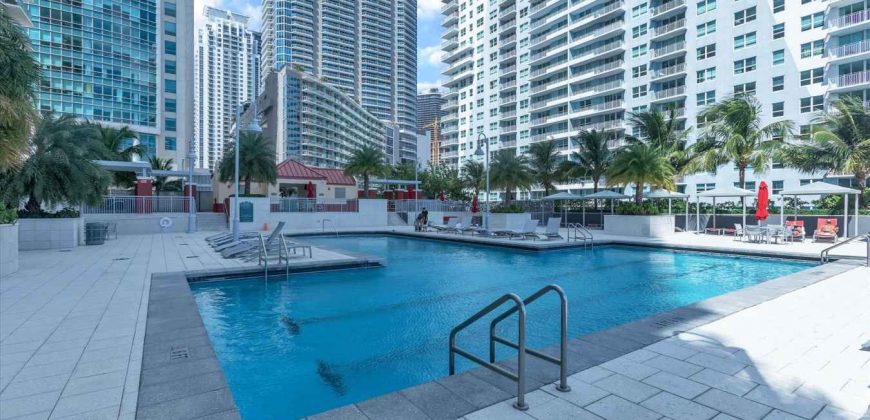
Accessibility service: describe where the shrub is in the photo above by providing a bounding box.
[0,205,17,224]
[616,202,660,215]
[490,204,526,214]
[17,207,81,219]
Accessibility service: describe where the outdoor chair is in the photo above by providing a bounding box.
[733,223,744,240]
[813,218,838,243]
[220,222,286,258]
[540,217,563,241]
[785,220,805,242]
[508,220,540,240]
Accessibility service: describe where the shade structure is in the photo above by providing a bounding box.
[542,191,582,233]
[755,181,769,221]
[644,189,690,230]
[778,181,862,238]
[582,190,631,222]
[695,185,754,233]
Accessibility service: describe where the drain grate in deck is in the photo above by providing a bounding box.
[170,347,189,360]
[185,255,200,259]
[653,316,685,327]
[113,257,130,261]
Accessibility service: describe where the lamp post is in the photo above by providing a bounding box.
[231,102,262,241]
[474,132,490,231]
[187,139,196,233]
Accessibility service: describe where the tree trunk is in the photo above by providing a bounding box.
[856,170,867,208]
[738,165,746,189]
[592,177,600,210]
[363,174,369,199]
[504,187,513,205]
[25,196,40,213]
[244,177,251,195]
[634,181,643,205]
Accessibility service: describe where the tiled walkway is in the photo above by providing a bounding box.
[0,233,350,420]
[463,266,870,420]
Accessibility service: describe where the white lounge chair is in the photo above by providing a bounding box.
[509,220,540,240]
[540,217,562,240]
[221,222,286,258]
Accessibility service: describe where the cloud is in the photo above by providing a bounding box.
[241,3,263,31]
[194,0,262,31]
[418,0,442,19]
[417,80,443,93]
[418,45,444,67]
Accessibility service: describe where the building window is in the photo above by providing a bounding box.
[165,2,176,17]
[632,85,648,98]
[800,96,824,113]
[772,49,785,65]
[632,65,648,77]
[165,79,176,93]
[165,118,176,131]
[697,21,716,36]
[772,181,783,195]
[165,40,176,55]
[697,67,716,83]
[800,40,824,58]
[334,188,346,199]
[164,98,176,113]
[772,76,784,91]
[734,6,756,25]
[734,82,756,96]
[800,68,824,85]
[632,44,648,58]
[164,137,176,151]
[697,0,716,14]
[772,102,784,117]
[734,32,756,50]
[165,60,176,75]
[697,44,716,60]
[734,57,756,74]
[165,21,176,36]
[633,24,648,38]
[736,181,756,191]
[801,12,824,31]
[697,90,715,106]
[696,183,715,192]
[773,0,784,12]
[772,23,784,39]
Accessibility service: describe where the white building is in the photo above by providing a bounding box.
[195,7,260,170]
[440,0,868,200]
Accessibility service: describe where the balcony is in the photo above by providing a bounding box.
[828,40,870,60]
[573,60,625,78]
[499,125,517,134]
[442,12,459,27]
[499,5,516,18]
[530,110,569,125]
[652,19,685,38]
[652,85,687,100]
[652,41,686,59]
[830,70,870,89]
[573,119,625,132]
[442,38,458,51]
[530,128,571,141]
[500,79,517,90]
[828,9,870,32]
[651,0,686,16]
[576,100,624,114]
[651,62,686,79]
[501,110,518,119]
[500,96,518,105]
[501,19,517,32]
[500,65,517,76]
[530,0,554,15]
[442,0,458,14]
[500,49,517,61]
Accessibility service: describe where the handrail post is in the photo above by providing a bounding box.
[514,308,528,411]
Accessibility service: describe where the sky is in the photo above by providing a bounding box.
[193,0,445,93]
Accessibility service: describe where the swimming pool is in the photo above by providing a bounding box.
[190,236,813,419]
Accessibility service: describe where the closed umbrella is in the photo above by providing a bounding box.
[306,182,315,198]
[439,191,445,201]
[755,181,769,222]
[471,195,479,213]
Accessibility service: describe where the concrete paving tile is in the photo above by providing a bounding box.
[464,400,536,420]
[694,389,772,420]
[586,395,662,420]
[685,353,747,376]
[570,366,614,384]
[600,357,660,381]
[49,386,123,419]
[645,355,705,378]
[50,406,118,420]
[13,360,77,382]
[307,404,369,420]
[526,398,603,420]
[397,381,476,420]
[744,385,825,419]
[0,391,61,419]
[547,377,610,407]
[593,373,660,403]
[136,388,236,420]
[689,369,758,396]
[812,405,863,420]
[0,374,68,401]
[61,370,126,398]
[710,414,739,420]
[760,409,804,420]
[355,392,432,420]
[642,371,709,400]
[640,392,718,420]
[71,357,128,379]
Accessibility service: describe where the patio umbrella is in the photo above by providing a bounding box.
[471,195,479,213]
[306,182,315,198]
[755,181,769,222]
[542,191,581,228]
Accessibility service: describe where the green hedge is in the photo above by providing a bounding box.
[17,208,81,219]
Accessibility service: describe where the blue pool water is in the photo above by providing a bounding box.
[190,236,812,419]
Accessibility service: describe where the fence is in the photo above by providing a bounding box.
[389,199,468,212]
[82,196,193,214]
[270,198,359,213]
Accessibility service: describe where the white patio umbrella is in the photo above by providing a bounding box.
[696,185,755,233]
[778,181,861,238]
[541,191,583,228]
[644,189,690,231]
[582,190,631,225]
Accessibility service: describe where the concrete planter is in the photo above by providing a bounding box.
[1,224,19,276]
[604,215,676,238]
[18,217,82,250]
[487,212,532,231]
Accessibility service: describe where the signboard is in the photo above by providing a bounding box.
[239,201,254,223]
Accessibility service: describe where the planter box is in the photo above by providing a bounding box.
[603,215,676,238]
[18,218,82,250]
[1,224,19,276]
[487,212,532,231]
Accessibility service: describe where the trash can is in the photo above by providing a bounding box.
[85,223,108,245]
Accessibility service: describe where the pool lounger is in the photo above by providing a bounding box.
[506,220,540,240]
[540,217,562,241]
[221,222,286,259]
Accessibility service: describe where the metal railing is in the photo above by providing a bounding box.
[820,233,870,266]
[270,198,359,213]
[390,199,468,212]
[82,196,193,214]
[321,218,338,237]
[258,233,270,279]
[568,223,594,248]
[449,284,571,411]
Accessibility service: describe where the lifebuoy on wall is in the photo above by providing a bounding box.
[159,217,173,229]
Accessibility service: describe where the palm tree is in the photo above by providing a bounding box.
[526,140,561,196]
[784,96,870,206]
[0,114,109,212]
[149,157,175,196]
[390,161,417,180]
[627,108,693,174]
[461,159,486,198]
[344,145,388,197]
[695,96,793,188]
[95,125,143,187]
[218,132,277,195]
[559,130,614,207]
[490,149,534,205]
[606,143,675,204]
[0,9,41,171]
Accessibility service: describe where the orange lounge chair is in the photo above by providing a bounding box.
[785,220,805,242]
[813,218,838,242]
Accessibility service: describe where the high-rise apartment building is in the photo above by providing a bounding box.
[24,0,194,168]
[418,89,446,132]
[259,0,419,164]
[195,7,260,170]
[440,0,867,199]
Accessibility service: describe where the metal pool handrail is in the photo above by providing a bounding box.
[489,285,571,393]
[321,218,338,237]
[820,233,870,266]
[449,293,529,410]
[567,223,594,248]
[257,233,269,278]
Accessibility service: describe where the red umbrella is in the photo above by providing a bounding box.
[306,182,315,198]
[407,185,415,199]
[755,181,769,221]
[439,191,445,201]
[471,195,479,213]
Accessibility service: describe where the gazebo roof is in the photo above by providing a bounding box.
[697,184,755,197]
[644,189,688,199]
[778,181,861,196]
[542,192,582,200]
[583,190,631,199]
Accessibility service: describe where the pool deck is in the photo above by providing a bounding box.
[0,229,867,420]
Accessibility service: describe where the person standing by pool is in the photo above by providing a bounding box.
[415,208,429,231]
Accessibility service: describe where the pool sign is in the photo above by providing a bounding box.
[239,201,254,223]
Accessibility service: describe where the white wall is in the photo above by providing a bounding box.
[18,218,82,250]
[83,214,192,235]
[230,198,390,231]
[1,224,19,277]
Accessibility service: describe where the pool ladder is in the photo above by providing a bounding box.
[258,234,314,279]
[820,232,870,266]
[567,223,594,249]
[449,284,570,411]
